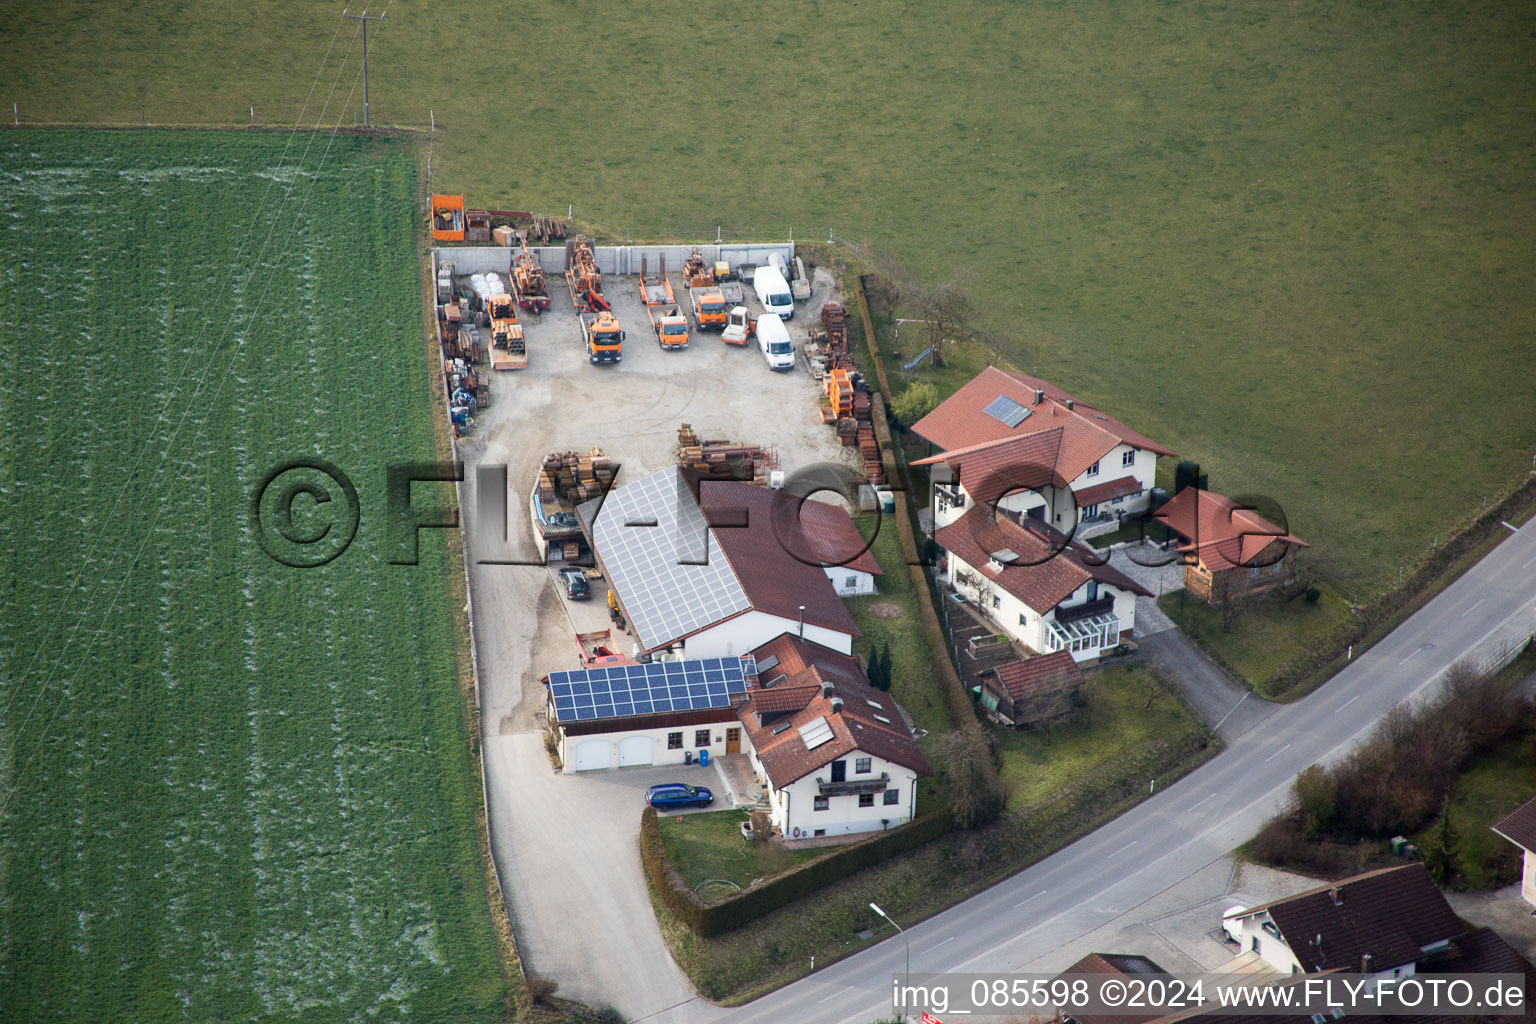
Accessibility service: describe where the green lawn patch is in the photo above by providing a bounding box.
[1086,519,1175,549]
[847,515,956,738]
[0,131,506,1022]
[1413,736,1536,891]
[994,663,1209,805]
[1159,586,1354,697]
[656,811,821,894]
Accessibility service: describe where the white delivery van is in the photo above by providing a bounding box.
[756,313,794,371]
[753,265,794,320]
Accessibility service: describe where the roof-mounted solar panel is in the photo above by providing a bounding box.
[983,394,1031,428]
[546,656,752,724]
[798,716,834,750]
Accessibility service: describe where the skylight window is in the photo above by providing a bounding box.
[983,395,1031,428]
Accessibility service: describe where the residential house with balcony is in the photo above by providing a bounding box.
[911,367,1176,540]
[932,505,1151,663]
[739,633,930,841]
[1153,486,1308,604]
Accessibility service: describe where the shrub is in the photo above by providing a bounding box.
[891,381,940,424]
[1294,764,1336,840]
[931,728,1008,829]
[1305,587,1321,604]
[524,975,558,1004]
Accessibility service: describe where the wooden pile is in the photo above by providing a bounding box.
[538,448,616,506]
[818,360,885,485]
[675,423,777,484]
[529,215,569,243]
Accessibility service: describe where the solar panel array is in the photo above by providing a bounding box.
[983,394,1032,428]
[590,468,751,651]
[798,716,834,750]
[547,657,754,724]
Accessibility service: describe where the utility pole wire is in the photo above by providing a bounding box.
[342,8,386,127]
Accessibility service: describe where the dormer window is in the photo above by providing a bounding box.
[1086,461,1100,477]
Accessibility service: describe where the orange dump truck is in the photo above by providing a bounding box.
[686,283,728,331]
[579,310,624,365]
[647,304,690,350]
[487,293,527,370]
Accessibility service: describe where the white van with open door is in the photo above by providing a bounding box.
[756,313,794,371]
[753,265,794,320]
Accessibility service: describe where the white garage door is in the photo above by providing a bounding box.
[573,740,610,772]
[617,735,654,767]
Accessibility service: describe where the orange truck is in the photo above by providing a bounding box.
[638,255,688,349]
[579,310,624,365]
[686,283,728,331]
[487,294,528,370]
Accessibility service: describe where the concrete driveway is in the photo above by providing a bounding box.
[456,263,854,1015]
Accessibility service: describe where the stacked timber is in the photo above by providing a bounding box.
[675,423,777,484]
[539,448,616,505]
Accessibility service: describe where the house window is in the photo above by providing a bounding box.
[992,594,1001,609]
[1249,566,1262,580]
[667,732,683,749]
[813,829,826,837]
[1019,613,1028,626]
[1311,1015,1327,1024]
[1086,461,1100,477]
[1122,450,1135,467]
[814,796,829,811]
[1084,503,1100,517]
[695,729,711,747]
[859,794,875,807]
[845,576,858,590]
[855,757,872,774]
[1086,581,1098,601]
[884,789,900,805]
[1251,936,1261,954]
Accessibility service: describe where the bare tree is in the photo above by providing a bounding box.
[1141,665,1179,711]
[930,728,1008,829]
[911,279,978,368]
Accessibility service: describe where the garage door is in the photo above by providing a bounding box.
[617,736,654,767]
[573,740,610,772]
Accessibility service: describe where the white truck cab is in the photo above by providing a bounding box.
[756,313,794,371]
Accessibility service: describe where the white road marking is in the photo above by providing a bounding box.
[1462,598,1485,617]
[1523,553,1536,569]
[1190,792,1217,810]
[1211,691,1250,733]
[1400,648,1422,664]
[921,937,955,954]
[1109,840,1139,858]
[819,986,854,1004]
[1263,743,1292,763]
[1336,695,1359,712]
[1014,890,1047,908]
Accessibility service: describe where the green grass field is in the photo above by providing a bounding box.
[1158,586,1355,695]
[0,131,506,1022]
[656,811,821,893]
[5,1,1533,599]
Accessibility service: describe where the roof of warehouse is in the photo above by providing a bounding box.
[911,366,1176,459]
[580,468,861,653]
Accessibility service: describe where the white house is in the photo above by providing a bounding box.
[911,367,1175,540]
[932,505,1150,663]
[580,467,878,659]
[1222,864,1464,978]
[1492,795,1536,910]
[740,634,929,840]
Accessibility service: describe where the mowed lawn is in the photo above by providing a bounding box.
[0,132,505,1022]
[5,1,1535,597]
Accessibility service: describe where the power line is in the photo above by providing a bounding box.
[342,8,386,127]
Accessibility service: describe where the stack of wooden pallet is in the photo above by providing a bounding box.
[836,417,859,446]
[675,423,777,484]
[539,448,615,504]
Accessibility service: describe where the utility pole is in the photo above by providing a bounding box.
[342,8,385,127]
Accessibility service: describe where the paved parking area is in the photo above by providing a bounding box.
[456,261,857,1015]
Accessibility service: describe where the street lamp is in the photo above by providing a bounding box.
[870,901,909,1020]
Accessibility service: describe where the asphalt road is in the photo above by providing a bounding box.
[647,516,1536,1024]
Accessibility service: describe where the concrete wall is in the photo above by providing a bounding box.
[433,242,795,281]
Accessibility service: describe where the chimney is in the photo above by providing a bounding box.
[1361,954,1373,974]
[1330,886,1342,906]
[821,682,835,699]
[829,697,844,714]
[1033,388,1044,405]
[1065,398,1074,410]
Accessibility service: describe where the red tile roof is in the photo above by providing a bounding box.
[911,366,1176,459]
[1233,864,1462,973]
[741,634,929,787]
[990,650,1084,701]
[795,496,883,577]
[1492,794,1536,853]
[1152,487,1307,573]
[1074,475,1144,507]
[697,482,861,640]
[932,505,1152,612]
[1058,954,1171,1024]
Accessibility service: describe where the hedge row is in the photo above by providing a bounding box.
[640,807,952,937]
[1266,472,1536,696]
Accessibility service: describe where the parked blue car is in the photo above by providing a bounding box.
[646,783,713,809]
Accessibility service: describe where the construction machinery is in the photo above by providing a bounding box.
[565,236,605,309]
[713,258,734,282]
[721,306,755,346]
[511,245,551,312]
[647,304,690,350]
[579,310,624,364]
[637,255,674,305]
[682,247,713,287]
[487,293,528,371]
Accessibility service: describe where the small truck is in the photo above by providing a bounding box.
[647,304,690,350]
[687,284,728,331]
[579,310,624,365]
